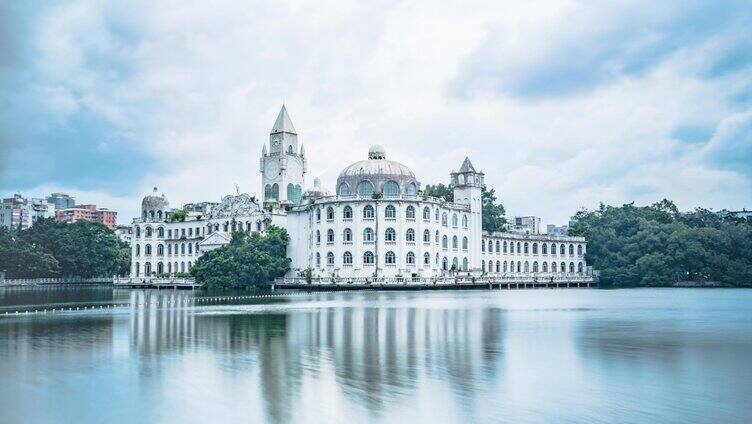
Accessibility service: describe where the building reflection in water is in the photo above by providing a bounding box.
[125,291,506,423]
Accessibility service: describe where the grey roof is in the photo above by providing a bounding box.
[271,105,296,134]
[337,146,419,194]
[142,187,169,211]
[459,157,476,173]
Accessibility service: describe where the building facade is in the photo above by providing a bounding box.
[47,193,76,210]
[128,106,589,280]
[0,194,55,230]
[55,204,118,230]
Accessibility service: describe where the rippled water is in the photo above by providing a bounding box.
[0,287,751,423]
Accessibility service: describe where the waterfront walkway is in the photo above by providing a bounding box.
[274,273,597,290]
[113,277,202,289]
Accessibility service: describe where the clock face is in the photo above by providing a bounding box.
[272,137,281,147]
[265,161,279,176]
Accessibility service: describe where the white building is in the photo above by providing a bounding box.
[128,106,589,280]
[1,194,55,230]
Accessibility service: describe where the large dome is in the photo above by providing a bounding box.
[141,187,170,219]
[336,146,420,197]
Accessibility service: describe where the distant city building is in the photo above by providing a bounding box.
[47,192,76,209]
[55,204,118,230]
[184,201,219,217]
[0,194,55,230]
[718,209,752,220]
[115,225,133,243]
[510,216,541,234]
[547,224,569,237]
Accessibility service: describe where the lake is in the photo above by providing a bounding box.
[1,287,751,423]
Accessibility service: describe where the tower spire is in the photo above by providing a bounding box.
[271,105,297,134]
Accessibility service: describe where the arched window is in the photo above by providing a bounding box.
[488,240,493,252]
[542,262,548,272]
[524,242,529,254]
[385,251,396,264]
[357,180,374,196]
[441,213,448,226]
[462,215,468,228]
[316,230,321,244]
[363,251,374,265]
[551,243,557,255]
[157,244,164,256]
[343,228,352,242]
[264,184,272,200]
[385,227,396,242]
[496,240,501,253]
[442,257,448,270]
[271,183,279,200]
[385,205,396,218]
[327,229,334,243]
[287,183,302,205]
[569,244,575,256]
[135,226,140,238]
[462,237,468,250]
[533,261,538,272]
[524,261,529,272]
[532,243,538,254]
[517,242,521,253]
[157,227,164,238]
[542,243,548,254]
[363,205,374,219]
[136,245,140,256]
[326,207,334,220]
[188,243,192,254]
[316,253,321,267]
[452,235,458,249]
[406,183,417,196]
[167,262,171,273]
[482,260,486,272]
[482,241,486,252]
[180,243,185,254]
[339,183,350,196]
[577,244,583,256]
[145,227,152,237]
[462,258,468,271]
[517,261,522,272]
[406,205,415,219]
[423,207,431,220]
[435,230,440,243]
[435,209,440,221]
[145,244,152,255]
[578,262,584,273]
[287,144,294,154]
[424,252,430,265]
[383,181,400,196]
[145,262,152,275]
[363,227,374,242]
[406,252,415,265]
[343,251,353,265]
[343,206,353,219]
[561,262,566,273]
[569,262,575,273]
[560,244,565,255]
[552,262,557,272]
[157,262,164,274]
[452,213,458,227]
[316,208,321,221]
[406,228,415,242]
[442,235,448,249]
[503,241,508,253]
[452,257,458,269]
[168,244,172,255]
[327,252,335,266]
[423,229,430,243]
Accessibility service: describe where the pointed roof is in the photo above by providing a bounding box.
[271,105,297,134]
[459,157,476,173]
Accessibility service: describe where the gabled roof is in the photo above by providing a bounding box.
[271,105,297,134]
[459,157,476,173]
[199,231,231,246]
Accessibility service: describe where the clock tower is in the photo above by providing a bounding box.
[260,105,306,206]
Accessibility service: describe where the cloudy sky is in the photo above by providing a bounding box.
[2,0,751,226]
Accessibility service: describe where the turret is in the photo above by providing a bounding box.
[451,157,484,272]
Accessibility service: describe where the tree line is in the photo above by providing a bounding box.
[569,200,752,287]
[0,218,130,278]
[423,183,507,232]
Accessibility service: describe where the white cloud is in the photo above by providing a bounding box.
[11,0,752,226]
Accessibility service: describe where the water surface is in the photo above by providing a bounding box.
[1,287,750,423]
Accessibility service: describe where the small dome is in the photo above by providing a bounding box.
[303,177,331,200]
[141,187,170,213]
[368,144,386,159]
[314,177,322,188]
[337,146,419,197]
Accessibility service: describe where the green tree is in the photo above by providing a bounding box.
[569,200,752,287]
[423,183,454,202]
[190,225,291,290]
[481,186,506,232]
[171,209,188,222]
[0,227,60,278]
